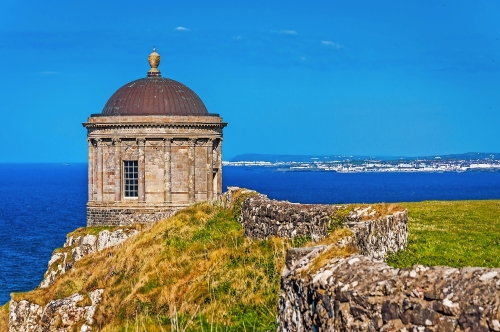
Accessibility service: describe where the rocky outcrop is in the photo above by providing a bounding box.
[9,289,104,332]
[279,253,500,331]
[239,193,408,259]
[10,228,138,331]
[40,228,139,288]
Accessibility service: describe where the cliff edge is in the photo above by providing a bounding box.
[2,188,408,331]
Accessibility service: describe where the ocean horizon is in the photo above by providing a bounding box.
[1,163,500,304]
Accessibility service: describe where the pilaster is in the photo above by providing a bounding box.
[96,138,104,201]
[188,138,196,204]
[137,137,146,202]
[207,138,214,200]
[216,139,223,195]
[113,138,122,202]
[164,138,172,203]
[87,139,94,201]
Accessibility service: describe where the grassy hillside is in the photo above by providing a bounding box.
[2,198,500,331]
[14,205,287,331]
[5,190,356,332]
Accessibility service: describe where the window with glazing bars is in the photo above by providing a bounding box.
[123,161,138,197]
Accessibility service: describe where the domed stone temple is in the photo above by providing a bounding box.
[83,49,227,226]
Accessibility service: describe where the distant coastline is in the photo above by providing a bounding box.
[224,152,500,173]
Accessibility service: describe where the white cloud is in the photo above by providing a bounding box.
[174,26,189,31]
[40,71,60,75]
[280,30,297,35]
[321,40,343,49]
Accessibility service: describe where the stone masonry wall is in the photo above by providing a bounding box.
[239,194,340,240]
[145,141,165,203]
[238,191,500,331]
[236,189,500,331]
[278,253,500,332]
[87,205,178,226]
[239,193,408,259]
[85,113,226,227]
[346,210,408,260]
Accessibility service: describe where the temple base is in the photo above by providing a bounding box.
[86,202,185,226]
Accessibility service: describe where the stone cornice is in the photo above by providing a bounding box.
[82,122,227,129]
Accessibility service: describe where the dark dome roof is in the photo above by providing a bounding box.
[101,77,209,116]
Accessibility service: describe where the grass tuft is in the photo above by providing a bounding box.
[0,303,8,332]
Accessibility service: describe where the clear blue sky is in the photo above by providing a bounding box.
[0,0,498,162]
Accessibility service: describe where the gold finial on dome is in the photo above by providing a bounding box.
[147,47,161,77]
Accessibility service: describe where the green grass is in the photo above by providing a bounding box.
[387,200,500,268]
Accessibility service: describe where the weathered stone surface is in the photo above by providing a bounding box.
[97,229,137,251]
[220,186,257,209]
[85,114,226,226]
[348,210,408,260]
[239,192,408,259]
[39,228,139,288]
[278,254,500,331]
[9,289,104,332]
[239,194,341,240]
[285,246,327,269]
[86,205,178,226]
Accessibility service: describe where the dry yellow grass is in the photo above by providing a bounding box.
[7,195,358,331]
[351,203,406,221]
[0,303,8,332]
[297,228,358,277]
[10,202,297,331]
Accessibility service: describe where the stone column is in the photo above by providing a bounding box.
[137,138,146,202]
[92,139,97,200]
[216,139,223,196]
[164,138,172,203]
[87,139,94,201]
[113,138,121,202]
[188,138,196,204]
[96,138,103,202]
[207,138,214,200]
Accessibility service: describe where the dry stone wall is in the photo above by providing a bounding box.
[235,189,500,331]
[238,192,408,259]
[278,253,500,332]
[239,194,340,241]
[346,211,408,260]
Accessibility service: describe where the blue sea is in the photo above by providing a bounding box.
[1,163,500,304]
